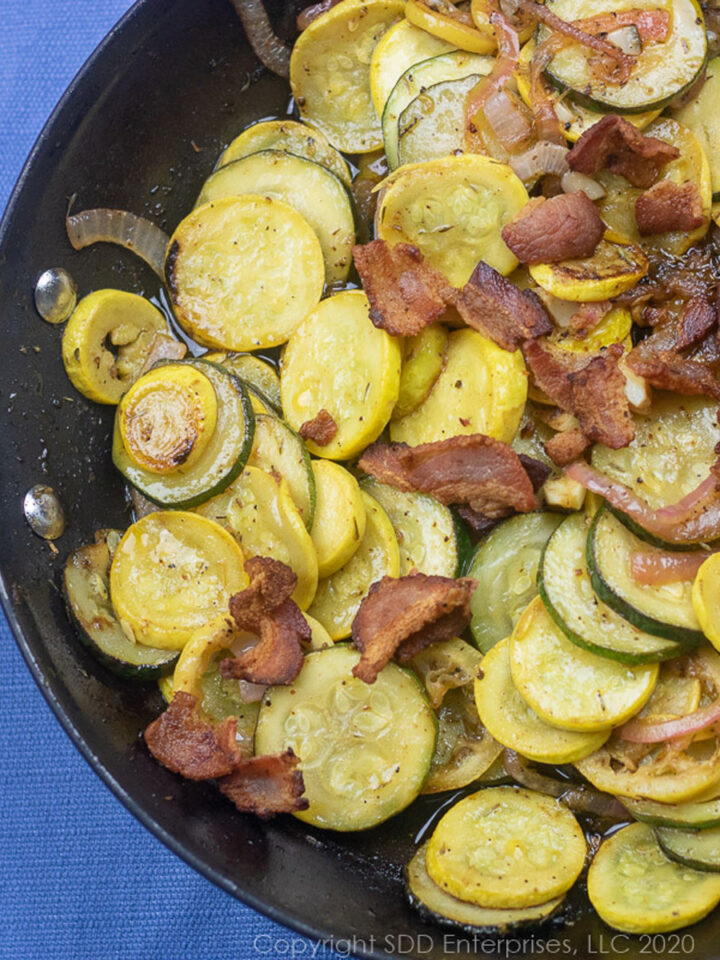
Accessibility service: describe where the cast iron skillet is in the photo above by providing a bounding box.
[2,2,720,957]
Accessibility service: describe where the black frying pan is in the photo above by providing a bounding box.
[2,2,719,957]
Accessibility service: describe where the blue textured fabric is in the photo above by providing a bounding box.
[0,4,342,958]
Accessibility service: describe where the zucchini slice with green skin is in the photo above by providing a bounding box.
[63,531,178,679]
[397,74,483,168]
[673,58,720,200]
[540,513,686,663]
[466,512,561,653]
[370,19,454,118]
[113,359,255,509]
[542,0,707,114]
[360,478,469,577]
[623,795,720,830]
[254,644,437,831]
[406,842,565,934]
[588,509,704,646]
[656,824,720,872]
[247,413,315,530]
[197,150,355,285]
[588,823,720,934]
[383,50,493,168]
[203,352,281,412]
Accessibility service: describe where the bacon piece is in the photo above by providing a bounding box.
[567,115,679,188]
[455,260,552,351]
[144,691,239,780]
[676,298,717,351]
[544,428,591,466]
[455,506,502,536]
[522,338,589,409]
[351,573,476,683]
[358,434,538,516]
[352,240,455,336]
[220,557,310,686]
[501,192,604,264]
[518,453,552,491]
[568,344,635,448]
[298,409,338,446]
[626,352,720,401]
[218,748,308,819]
[569,301,611,336]
[635,181,705,237]
[630,549,713,585]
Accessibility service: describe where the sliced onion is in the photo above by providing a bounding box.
[297,0,341,30]
[606,24,642,55]
[503,750,627,818]
[66,206,169,279]
[564,461,720,545]
[465,3,519,150]
[510,140,569,181]
[630,549,712,585]
[561,170,606,200]
[238,679,268,703]
[483,89,534,150]
[529,32,571,145]
[229,0,290,78]
[655,472,720,520]
[618,700,720,743]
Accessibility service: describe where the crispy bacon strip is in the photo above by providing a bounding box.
[144,691,239,780]
[351,573,476,684]
[501,192,604,264]
[570,301,611,336]
[217,748,308,819]
[567,115,679,188]
[455,260,552,351]
[358,434,538,516]
[630,549,713,585]
[352,240,455,336]
[220,557,310,686]
[544,428,591,466]
[676,298,717,351]
[568,344,635,449]
[635,181,705,236]
[626,352,720,401]
[299,409,338,446]
[522,337,588,409]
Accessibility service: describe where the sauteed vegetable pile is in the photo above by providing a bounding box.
[50,0,720,939]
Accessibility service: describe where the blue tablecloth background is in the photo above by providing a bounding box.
[0,3,344,958]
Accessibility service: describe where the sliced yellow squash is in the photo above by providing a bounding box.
[406,0,494,53]
[109,511,247,649]
[392,322,448,421]
[290,0,405,153]
[549,306,632,354]
[377,155,528,283]
[308,491,400,640]
[693,554,720,652]
[310,460,367,579]
[370,18,454,116]
[390,328,527,446]
[165,195,324,351]
[529,239,649,301]
[281,290,402,460]
[426,786,586,908]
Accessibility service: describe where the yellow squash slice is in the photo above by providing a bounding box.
[405,0,494,52]
[693,554,720,651]
[530,239,649,301]
[290,0,405,154]
[109,512,247,650]
[281,290,402,460]
[310,460,367,579]
[392,323,448,421]
[165,195,324,351]
[370,18,454,116]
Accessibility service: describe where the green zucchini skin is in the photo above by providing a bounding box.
[656,825,720,873]
[63,532,178,680]
[248,412,316,530]
[623,796,720,831]
[113,358,255,510]
[587,509,705,647]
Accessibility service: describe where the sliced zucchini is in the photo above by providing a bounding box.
[281,290,402,460]
[310,460,366,579]
[389,328,527,447]
[396,74,483,168]
[203,352,281,412]
[623,795,720,830]
[360,478,466,577]
[475,638,610,764]
[656,824,720,872]
[406,842,565,934]
[382,50,493,168]
[369,18,454,117]
[307,491,400,640]
[165,195,324,351]
[405,0,495,53]
[540,514,688,663]
[529,239,648,302]
[596,117,711,257]
[289,0,405,154]
[63,530,178,679]
[109,511,247,649]
[673,58,720,199]
[543,0,707,114]
[61,289,168,404]
[197,150,355,285]
[195,465,318,611]
[426,786,586,908]
[466,512,562,654]
[247,413,315,529]
[588,823,720,934]
[509,597,659,732]
[217,119,351,185]
[172,615,260,755]
[112,358,255,509]
[392,322,448,421]
[411,635,482,709]
[254,644,437,830]
[588,509,704,645]
[376,155,529,283]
